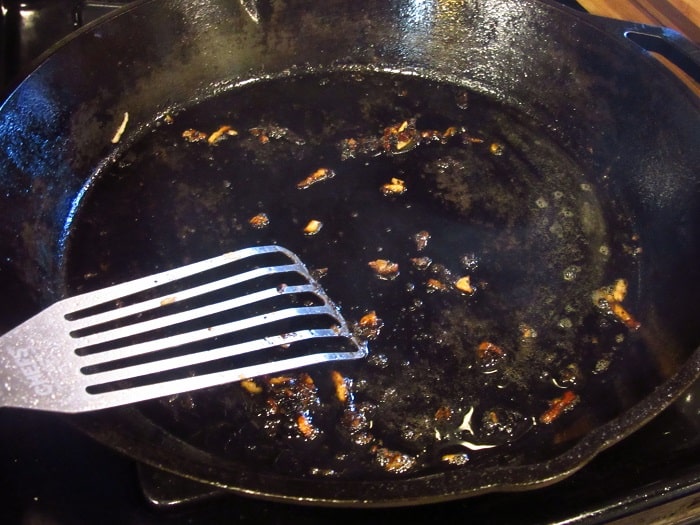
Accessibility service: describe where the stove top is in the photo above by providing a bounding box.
[1,1,699,523]
[1,382,698,524]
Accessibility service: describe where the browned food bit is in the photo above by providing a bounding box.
[339,119,475,159]
[591,279,641,330]
[419,129,442,143]
[261,373,322,443]
[519,323,538,339]
[267,375,293,386]
[249,127,270,144]
[368,259,400,280]
[182,128,208,143]
[426,278,448,293]
[249,124,304,145]
[111,112,129,144]
[419,126,474,146]
[248,212,270,229]
[610,302,640,329]
[396,139,413,152]
[331,370,350,404]
[539,390,579,424]
[339,136,381,160]
[486,410,500,425]
[434,406,453,421]
[265,398,279,415]
[441,453,470,466]
[207,125,238,145]
[372,446,417,474]
[489,142,505,156]
[299,372,315,387]
[296,412,319,439]
[341,137,358,157]
[454,275,476,295]
[339,403,375,446]
[611,278,627,302]
[442,126,460,139]
[356,310,384,339]
[462,133,485,144]
[297,168,336,190]
[159,296,176,306]
[380,177,407,196]
[240,379,263,395]
[276,373,318,409]
[428,262,456,286]
[410,256,432,270]
[476,341,505,360]
[480,408,528,439]
[302,219,323,236]
[381,119,419,154]
[359,310,380,327]
[413,230,430,251]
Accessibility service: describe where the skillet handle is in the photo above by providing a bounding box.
[591,17,700,85]
[623,25,700,84]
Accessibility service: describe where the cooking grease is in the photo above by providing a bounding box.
[63,72,642,480]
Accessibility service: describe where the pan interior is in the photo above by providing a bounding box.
[63,71,650,481]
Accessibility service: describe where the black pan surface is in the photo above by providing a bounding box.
[0,0,698,506]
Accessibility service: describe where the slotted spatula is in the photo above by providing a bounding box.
[0,245,367,413]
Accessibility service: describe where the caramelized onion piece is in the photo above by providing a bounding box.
[182,128,208,143]
[248,212,270,229]
[368,259,400,280]
[539,390,579,424]
[454,276,475,295]
[297,168,336,190]
[372,446,417,474]
[331,370,350,404]
[426,278,448,292]
[413,230,430,251]
[356,310,384,339]
[477,341,505,360]
[380,177,407,196]
[591,279,641,330]
[303,219,323,235]
[240,379,263,395]
[208,125,238,145]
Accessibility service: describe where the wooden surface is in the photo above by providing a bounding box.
[578,0,699,94]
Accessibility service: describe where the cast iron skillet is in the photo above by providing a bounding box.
[0,0,699,506]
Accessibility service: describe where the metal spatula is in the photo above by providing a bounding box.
[0,245,367,413]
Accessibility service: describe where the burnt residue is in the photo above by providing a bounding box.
[64,72,646,480]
